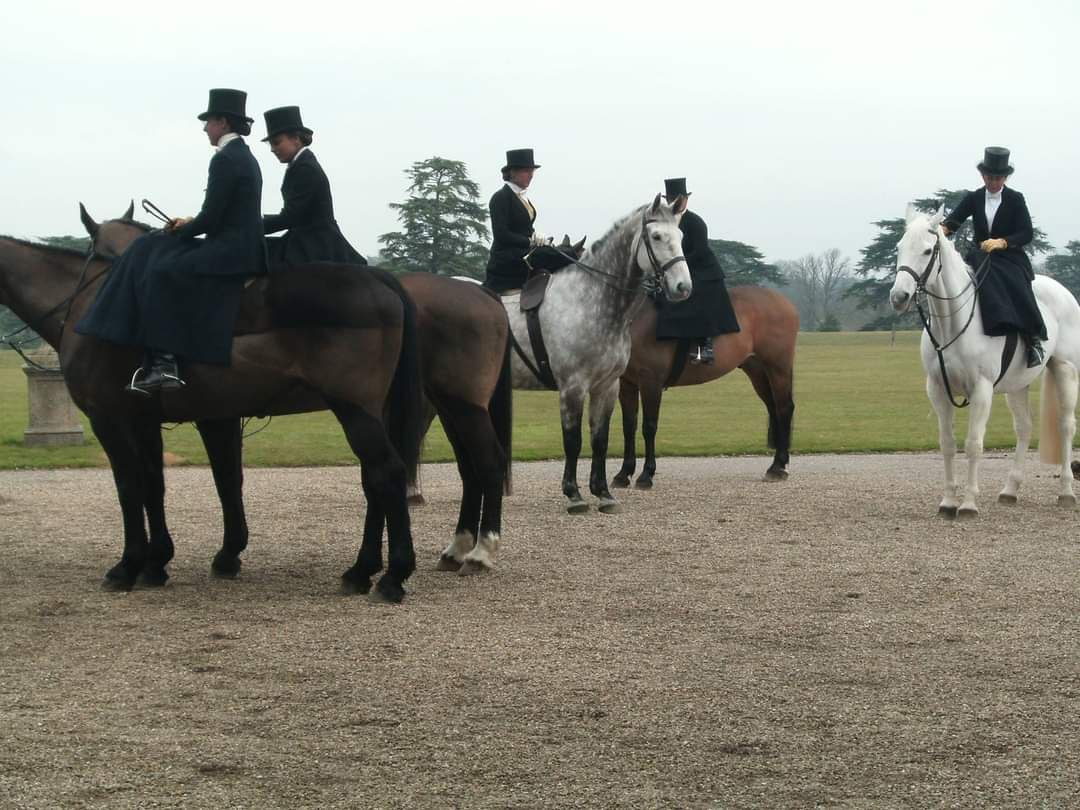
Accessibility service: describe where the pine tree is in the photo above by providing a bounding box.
[378,157,490,278]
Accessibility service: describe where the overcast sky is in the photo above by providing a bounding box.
[3,0,1077,267]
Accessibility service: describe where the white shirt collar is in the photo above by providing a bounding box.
[985,186,1003,199]
[507,181,528,197]
[291,145,309,164]
[215,132,240,152]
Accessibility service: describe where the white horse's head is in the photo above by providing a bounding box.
[639,194,692,302]
[889,204,947,312]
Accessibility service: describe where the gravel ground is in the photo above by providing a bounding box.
[1,453,1078,809]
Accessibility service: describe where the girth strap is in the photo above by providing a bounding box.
[524,307,558,390]
[664,339,691,389]
[995,333,1019,388]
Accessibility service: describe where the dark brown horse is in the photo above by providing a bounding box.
[0,232,426,601]
[82,205,512,574]
[613,286,799,488]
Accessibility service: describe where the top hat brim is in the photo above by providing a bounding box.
[662,192,692,200]
[198,111,255,124]
[262,126,314,142]
[977,161,1014,176]
[503,162,541,171]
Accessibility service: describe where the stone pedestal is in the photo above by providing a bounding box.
[22,346,85,447]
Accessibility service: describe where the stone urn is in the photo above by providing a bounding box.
[22,345,85,447]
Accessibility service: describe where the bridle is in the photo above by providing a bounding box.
[531,208,688,297]
[897,229,992,408]
[1,246,111,371]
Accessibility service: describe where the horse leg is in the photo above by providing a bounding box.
[195,418,249,578]
[998,390,1032,505]
[133,418,174,587]
[588,379,620,514]
[441,398,504,575]
[329,401,415,603]
[406,400,438,506]
[1050,359,1078,506]
[612,378,639,489]
[958,378,994,518]
[560,387,589,514]
[742,356,795,482]
[430,397,481,572]
[635,382,662,490]
[926,377,961,518]
[90,415,149,591]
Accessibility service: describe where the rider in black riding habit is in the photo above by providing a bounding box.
[941,146,1047,368]
[653,178,740,364]
[76,88,267,394]
[261,105,366,269]
[483,148,574,293]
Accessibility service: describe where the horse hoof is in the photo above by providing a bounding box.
[436,555,463,572]
[597,498,621,514]
[369,575,405,604]
[957,507,979,520]
[136,569,169,588]
[566,499,590,515]
[937,505,958,519]
[1057,494,1077,508]
[458,559,490,576]
[763,468,789,482]
[341,569,373,595]
[101,576,134,592]
[612,474,630,489]
[211,553,241,579]
[634,478,653,490]
[997,493,1018,506]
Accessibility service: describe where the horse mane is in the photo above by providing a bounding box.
[0,235,88,260]
[586,207,643,257]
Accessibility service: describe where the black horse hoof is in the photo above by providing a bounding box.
[763,467,789,482]
[937,505,958,519]
[136,568,169,588]
[370,575,405,604]
[211,551,242,579]
[341,567,373,595]
[634,477,653,490]
[612,473,631,489]
[101,575,134,592]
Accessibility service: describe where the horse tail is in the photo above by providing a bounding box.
[383,277,426,481]
[491,327,514,495]
[1040,360,1065,465]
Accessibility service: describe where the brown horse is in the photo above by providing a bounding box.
[82,205,512,574]
[613,286,799,489]
[0,233,426,601]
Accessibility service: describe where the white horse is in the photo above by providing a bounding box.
[468,194,690,522]
[889,206,1080,517]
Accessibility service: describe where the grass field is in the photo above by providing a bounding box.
[0,332,1050,469]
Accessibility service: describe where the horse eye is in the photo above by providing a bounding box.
[652,233,662,241]
[923,248,932,255]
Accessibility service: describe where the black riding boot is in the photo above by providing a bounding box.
[1025,337,1045,369]
[691,339,715,365]
[126,350,185,396]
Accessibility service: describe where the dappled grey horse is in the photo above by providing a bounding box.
[495,194,691,516]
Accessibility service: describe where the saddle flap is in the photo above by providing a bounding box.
[520,271,551,313]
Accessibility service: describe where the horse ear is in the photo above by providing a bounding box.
[573,236,587,257]
[904,203,919,225]
[671,194,688,215]
[651,193,662,213]
[123,200,134,221]
[928,205,946,229]
[79,202,99,237]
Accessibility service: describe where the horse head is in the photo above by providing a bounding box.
[890,204,947,312]
[79,202,150,258]
[639,193,692,302]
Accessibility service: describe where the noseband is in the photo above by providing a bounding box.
[639,210,687,298]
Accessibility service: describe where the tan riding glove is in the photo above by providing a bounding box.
[980,238,1008,252]
[165,217,193,232]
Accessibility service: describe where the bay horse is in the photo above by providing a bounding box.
[499,194,692,515]
[613,286,799,489]
[889,206,1080,516]
[81,204,512,575]
[0,234,425,601]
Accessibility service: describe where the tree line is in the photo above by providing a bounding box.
[5,163,1080,340]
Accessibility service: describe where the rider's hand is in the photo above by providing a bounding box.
[981,238,1008,252]
[529,231,550,247]
[165,216,192,233]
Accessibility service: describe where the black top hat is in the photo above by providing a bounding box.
[197,88,254,125]
[262,106,313,142]
[977,146,1014,177]
[663,178,691,199]
[502,148,541,171]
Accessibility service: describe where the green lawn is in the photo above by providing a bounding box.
[0,332,1047,469]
